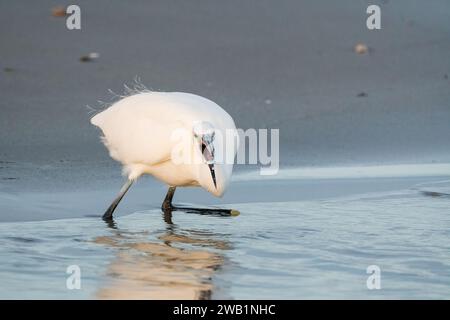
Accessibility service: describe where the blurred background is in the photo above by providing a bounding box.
[1,0,449,167]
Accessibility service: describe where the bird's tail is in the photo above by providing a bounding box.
[90,112,103,127]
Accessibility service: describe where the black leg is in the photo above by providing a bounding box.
[161,186,239,217]
[161,186,176,211]
[103,179,134,220]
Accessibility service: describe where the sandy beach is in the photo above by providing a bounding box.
[0,0,450,299]
[1,0,450,220]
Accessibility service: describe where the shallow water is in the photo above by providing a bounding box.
[0,179,450,299]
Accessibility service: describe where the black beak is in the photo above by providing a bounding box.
[201,137,216,189]
[208,163,217,189]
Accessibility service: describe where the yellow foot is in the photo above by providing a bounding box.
[230,209,240,217]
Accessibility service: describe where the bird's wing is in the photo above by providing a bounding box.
[91,95,186,167]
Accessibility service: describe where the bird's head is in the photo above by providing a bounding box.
[192,121,232,197]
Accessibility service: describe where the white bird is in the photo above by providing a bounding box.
[91,91,238,219]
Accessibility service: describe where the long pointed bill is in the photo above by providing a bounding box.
[201,135,217,189]
[208,163,217,189]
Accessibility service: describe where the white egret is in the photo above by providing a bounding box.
[91,91,238,220]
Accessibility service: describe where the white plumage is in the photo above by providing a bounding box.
[91,91,238,199]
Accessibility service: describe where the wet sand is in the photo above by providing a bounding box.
[1,0,450,222]
[1,0,450,170]
[1,164,448,222]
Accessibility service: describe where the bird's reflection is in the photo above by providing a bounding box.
[95,208,232,300]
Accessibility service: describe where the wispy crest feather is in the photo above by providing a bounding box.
[86,76,153,117]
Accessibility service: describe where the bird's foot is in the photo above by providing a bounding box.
[167,205,240,217]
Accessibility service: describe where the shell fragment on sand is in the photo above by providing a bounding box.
[51,6,67,17]
[354,43,369,54]
[80,52,100,62]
